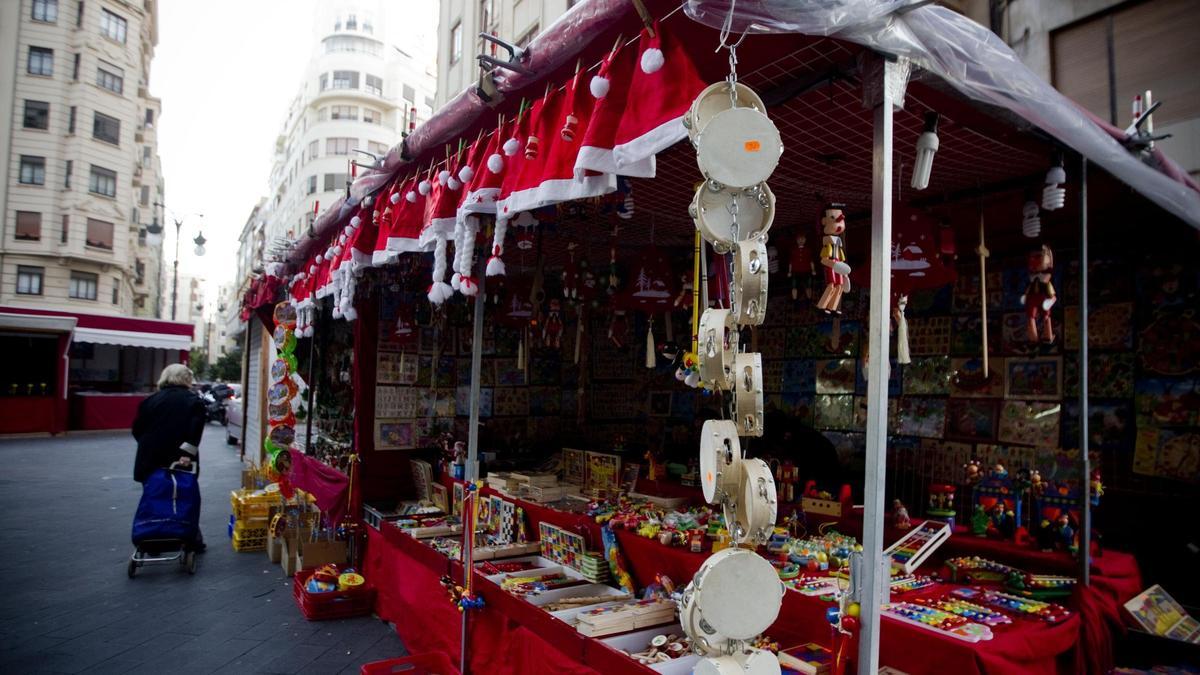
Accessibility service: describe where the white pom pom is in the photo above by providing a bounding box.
[486,256,506,277]
[343,225,352,236]
[458,166,475,183]
[590,75,610,98]
[332,246,342,257]
[332,305,343,320]
[406,191,417,203]
[344,306,358,321]
[309,264,317,274]
[460,277,479,296]
[447,177,462,191]
[390,192,401,204]
[315,253,324,263]
[438,169,451,184]
[450,272,462,291]
[418,180,431,195]
[350,216,361,227]
[640,48,664,74]
[427,281,453,305]
[487,154,504,174]
[503,138,520,156]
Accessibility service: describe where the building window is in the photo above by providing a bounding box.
[17,266,44,295]
[319,73,328,91]
[33,0,58,22]
[362,16,373,34]
[140,185,149,205]
[135,260,144,283]
[307,175,317,195]
[68,106,76,133]
[19,156,46,185]
[86,217,114,249]
[65,160,73,188]
[72,53,80,80]
[28,47,53,76]
[145,108,154,126]
[331,105,357,120]
[69,271,98,300]
[368,141,388,156]
[365,74,383,96]
[332,70,358,89]
[92,111,120,144]
[345,13,357,30]
[23,100,50,130]
[111,277,119,303]
[323,173,348,191]
[76,0,84,27]
[96,62,123,94]
[450,21,462,64]
[325,137,354,156]
[61,214,69,243]
[307,140,319,161]
[323,35,382,56]
[100,8,127,43]
[15,212,42,241]
[142,145,151,162]
[363,108,381,125]
[88,165,116,197]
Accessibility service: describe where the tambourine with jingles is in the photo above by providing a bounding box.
[685,81,767,144]
[731,458,778,546]
[695,649,783,675]
[699,419,743,505]
[730,352,764,438]
[682,547,784,644]
[690,182,775,254]
[679,584,729,656]
[731,239,769,326]
[698,308,739,390]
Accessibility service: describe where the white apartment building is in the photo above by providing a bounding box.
[0,0,166,317]
[262,0,436,251]
[436,0,572,108]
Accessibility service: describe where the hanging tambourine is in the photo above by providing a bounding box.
[733,458,778,545]
[699,419,743,505]
[731,352,764,437]
[683,547,783,642]
[684,81,767,144]
[679,584,730,656]
[690,182,775,254]
[697,308,738,390]
[694,103,782,189]
[731,239,769,326]
[695,649,782,675]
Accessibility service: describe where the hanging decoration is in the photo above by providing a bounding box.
[265,302,302,484]
[816,204,851,316]
[1021,244,1057,344]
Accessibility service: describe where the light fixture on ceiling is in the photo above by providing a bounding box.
[910,112,940,190]
[1042,152,1066,211]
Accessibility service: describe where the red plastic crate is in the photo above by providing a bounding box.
[292,571,377,621]
[359,652,460,675]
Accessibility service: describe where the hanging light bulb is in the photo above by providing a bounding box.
[1021,200,1041,238]
[192,231,207,257]
[911,112,940,190]
[1042,152,1066,211]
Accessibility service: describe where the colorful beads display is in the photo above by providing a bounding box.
[882,602,994,642]
[951,587,1072,624]
[914,595,1013,627]
[890,575,938,595]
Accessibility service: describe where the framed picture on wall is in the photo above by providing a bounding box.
[1005,357,1062,400]
[376,419,415,450]
[944,399,999,443]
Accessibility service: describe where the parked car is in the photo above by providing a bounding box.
[224,393,243,446]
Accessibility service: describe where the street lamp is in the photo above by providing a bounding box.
[153,202,205,321]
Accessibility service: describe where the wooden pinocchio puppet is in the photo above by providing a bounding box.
[817,204,852,315]
[1021,244,1056,343]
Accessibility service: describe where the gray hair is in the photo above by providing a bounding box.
[157,363,195,389]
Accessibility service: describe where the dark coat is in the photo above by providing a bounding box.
[132,386,206,482]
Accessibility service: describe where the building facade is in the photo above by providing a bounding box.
[0,0,166,317]
[436,0,572,108]
[261,0,436,252]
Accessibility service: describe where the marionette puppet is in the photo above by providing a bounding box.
[816,204,851,316]
[1021,244,1057,344]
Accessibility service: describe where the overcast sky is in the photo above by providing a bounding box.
[150,0,438,315]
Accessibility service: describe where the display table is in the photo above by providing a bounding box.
[69,392,147,430]
[362,478,1141,674]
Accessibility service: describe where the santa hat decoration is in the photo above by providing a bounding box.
[427,234,454,305]
[406,190,418,203]
[561,112,579,142]
[525,135,540,160]
[447,176,462,191]
[350,215,361,228]
[487,152,505,174]
[590,45,618,98]
[418,179,432,196]
[639,25,664,74]
[458,165,475,184]
[486,219,508,277]
[438,169,451,184]
[390,191,402,204]
[503,137,520,156]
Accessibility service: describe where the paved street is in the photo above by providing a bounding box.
[0,426,406,674]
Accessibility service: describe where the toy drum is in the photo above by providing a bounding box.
[688,547,783,641]
[685,81,768,144]
[690,182,775,254]
[696,107,783,189]
[698,308,738,389]
[731,353,764,438]
[731,239,769,326]
[679,583,729,656]
[700,420,744,505]
[732,458,779,545]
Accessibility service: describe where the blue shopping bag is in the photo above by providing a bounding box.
[131,468,200,544]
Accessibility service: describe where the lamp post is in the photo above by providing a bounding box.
[149,204,205,321]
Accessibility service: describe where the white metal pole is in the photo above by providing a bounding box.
[858,58,899,675]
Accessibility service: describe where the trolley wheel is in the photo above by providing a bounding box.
[185,551,197,574]
[128,559,137,579]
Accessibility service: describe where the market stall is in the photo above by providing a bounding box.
[238,0,1200,673]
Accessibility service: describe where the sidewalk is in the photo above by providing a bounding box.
[0,427,406,674]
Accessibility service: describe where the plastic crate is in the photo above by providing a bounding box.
[359,653,459,675]
[293,571,376,621]
[232,529,266,552]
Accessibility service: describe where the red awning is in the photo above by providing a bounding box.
[0,307,193,351]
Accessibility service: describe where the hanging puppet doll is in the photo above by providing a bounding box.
[816,204,851,316]
[1020,244,1056,344]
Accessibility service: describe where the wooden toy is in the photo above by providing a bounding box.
[816,204,851,316]
[882,602,994,642]
[883,521,950,574]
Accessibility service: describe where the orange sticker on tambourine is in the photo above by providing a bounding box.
[744,140,762,152]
